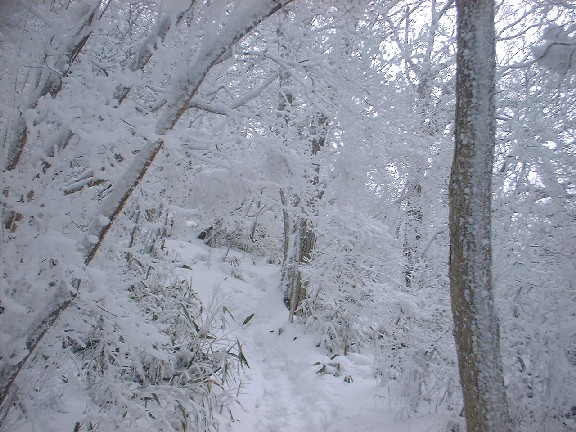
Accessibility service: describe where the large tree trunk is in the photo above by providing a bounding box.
[449,1,512,431]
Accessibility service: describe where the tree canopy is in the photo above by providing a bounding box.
[1,1,575,431]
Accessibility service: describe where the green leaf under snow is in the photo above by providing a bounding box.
[180,303,200,332]
[199,333,216,339]
[237,341,249,368]
[222,305,235,320]
[242,313,255,325]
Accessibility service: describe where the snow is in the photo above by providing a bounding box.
[163,0,191,17]
[1,1,574,431]
[532,25,576,74]
[165,239,454,432]
[156,0,293,134]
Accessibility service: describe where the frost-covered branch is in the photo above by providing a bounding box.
[91,0,294,265]
[190,71,279,115]
[532,33,576,74]
[130,13,172,72]
[114,9,173,104]
[4,0,104,171]
[156,0,294,134]
[83,138,164,266]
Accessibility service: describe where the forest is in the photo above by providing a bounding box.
[0,1,575,431]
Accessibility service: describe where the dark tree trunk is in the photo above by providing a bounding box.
[450,0,512,430]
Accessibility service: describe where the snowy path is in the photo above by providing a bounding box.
[168,239,451,432]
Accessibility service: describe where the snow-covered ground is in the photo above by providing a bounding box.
[168,239,456,432]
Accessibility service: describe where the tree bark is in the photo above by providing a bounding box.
[402,181,422,289]
[450,0,512,431]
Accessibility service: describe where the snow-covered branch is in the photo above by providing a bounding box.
[156,0,294,134]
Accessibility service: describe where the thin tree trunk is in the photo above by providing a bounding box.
[449,0,512,430]
[276,14,328,316]
[276,10,303,317]
[402,181,422,289]
[280,189,291,262]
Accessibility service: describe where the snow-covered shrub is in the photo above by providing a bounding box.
[96,201,243,431]
[184,167,284,261]
[302,299,368,356]
[0,199,243,431]
[371,297,460,416]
